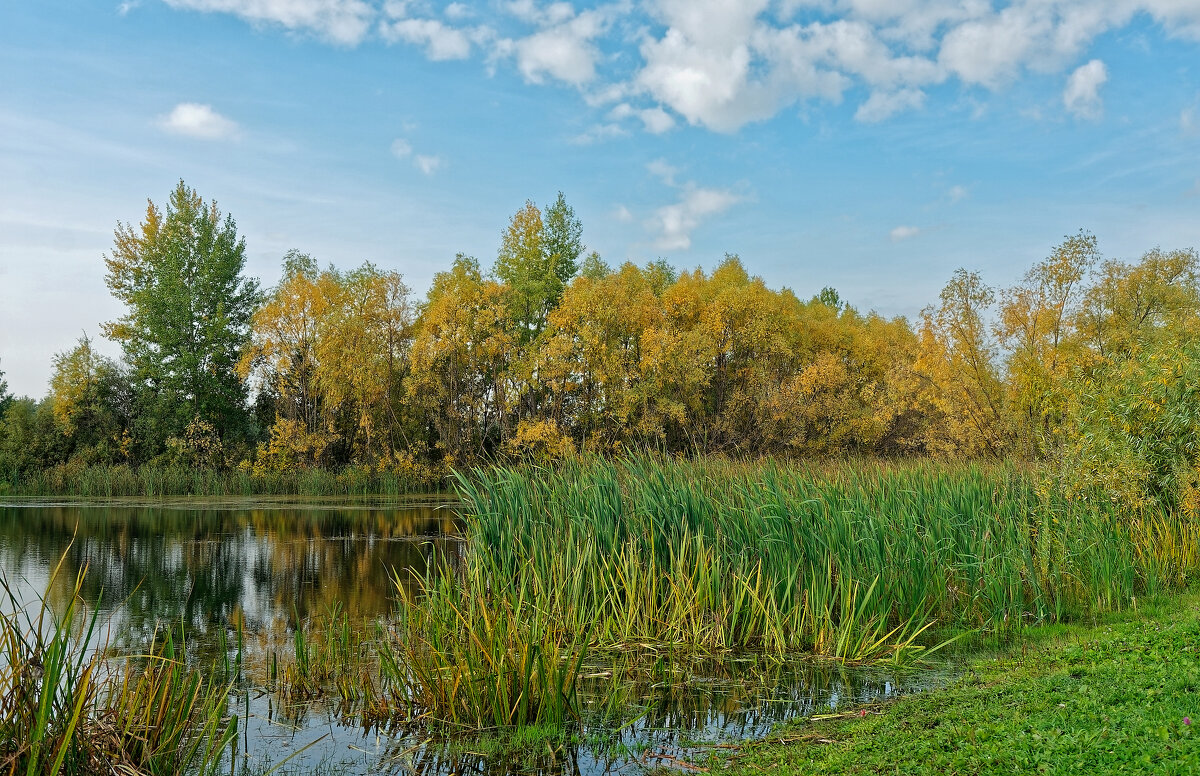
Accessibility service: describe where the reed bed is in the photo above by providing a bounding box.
[452,456,1200,658]
[0,556,237,776]
[0,463,441,498]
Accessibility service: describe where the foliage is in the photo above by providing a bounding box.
[241,253,416,466]
[0,359,12,419]
[104,181,261,456]
[1055,338,1200,515]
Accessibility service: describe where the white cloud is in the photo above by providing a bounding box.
[155,0,1200,133]
[162,0,375,45]
[1063,58,1107,118]
[392,138,442,174]
[390,138,412,157]
[444,2,471,21]
[571,123,629,144]
[613,204,634,222]
[158,103,239,140]
[510,8,610,86]
[889,225,920,241]
[948,184,968,203]
[854,87,925,122]
[117,1,140,15]
[382,17,472,59]
[639,106,676,133]
[644,157,740,250]
[650,186,740,251]
[414,154,443,174]
[646,158,679,186]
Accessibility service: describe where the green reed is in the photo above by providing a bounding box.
[451,456,1200,659]
[1,463,442,498]
[0,555,237,775]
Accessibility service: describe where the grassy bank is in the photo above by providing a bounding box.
[720,590,1200,775]
[0,462,443,498]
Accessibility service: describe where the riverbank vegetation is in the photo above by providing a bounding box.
[2,182,1199,511]
[221,457,1200,736]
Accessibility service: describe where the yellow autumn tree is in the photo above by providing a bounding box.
[915,269,1010,457]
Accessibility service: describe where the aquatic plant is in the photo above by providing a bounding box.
[0,553,237,776]
[451,456,1200,657]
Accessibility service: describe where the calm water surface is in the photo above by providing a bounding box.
[0,499,952,775]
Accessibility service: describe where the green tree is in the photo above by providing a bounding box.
[495,194,585,342]
[48,334,131,462]
[103,181,260,456]
[0,359,12,418]
[544,191,584,287]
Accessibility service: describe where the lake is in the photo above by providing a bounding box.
[0,498,950,775]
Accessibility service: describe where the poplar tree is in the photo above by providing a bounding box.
[103,181,260,454]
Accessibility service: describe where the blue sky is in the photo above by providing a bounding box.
[2,0,1199,397]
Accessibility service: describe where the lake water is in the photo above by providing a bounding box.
[0,498,952,775]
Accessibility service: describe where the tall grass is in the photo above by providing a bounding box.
[0,463,443,498]
[0,555,237,775]
[451,456,1200,658]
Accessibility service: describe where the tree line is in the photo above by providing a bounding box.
[1,181,1198,512]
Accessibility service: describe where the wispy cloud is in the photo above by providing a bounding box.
[162,0,375,45]
[645,160,740,251]
[158,103,239,140]
[391,137,443,175]
[890,225,920,242]
[414,154,443,175]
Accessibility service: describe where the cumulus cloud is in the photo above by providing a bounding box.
[381,17,472,59]
[162,0,375,45]
[608,103,677,134]
[157,0,1200,133]
[1063,59,1107,118]
[507,7,612,86]
[889,225,920,241]
[613,204,634,222]
[159,103,239,140]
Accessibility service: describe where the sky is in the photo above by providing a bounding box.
[2,0,1200,398]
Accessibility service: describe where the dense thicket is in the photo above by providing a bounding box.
[2,185,1199,512]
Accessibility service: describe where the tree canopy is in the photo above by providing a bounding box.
[103,181,260,455]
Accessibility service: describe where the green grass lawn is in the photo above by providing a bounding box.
[719,592,1200,775]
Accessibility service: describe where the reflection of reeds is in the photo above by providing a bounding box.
[0,554,236,775]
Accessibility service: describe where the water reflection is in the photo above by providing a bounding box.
[0,500,461,645]
[0,501,951,776]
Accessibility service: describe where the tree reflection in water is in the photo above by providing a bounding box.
[0,500,461,650]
